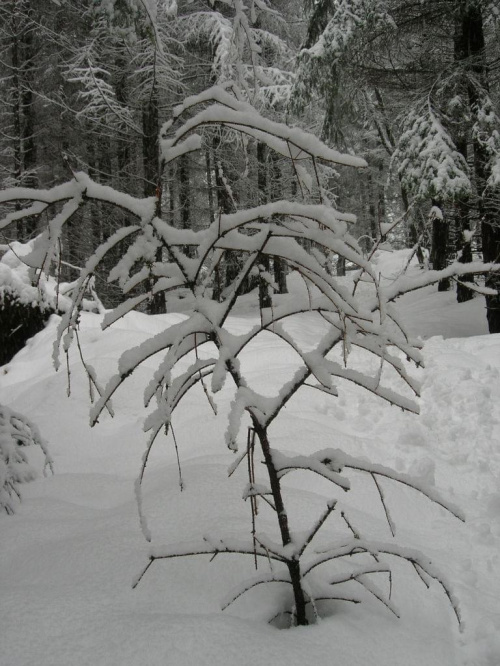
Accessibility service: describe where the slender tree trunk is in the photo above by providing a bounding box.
[430,201,450,292]
[10,7,38,238]
[206,145,215,227]
[270,151,288,293]
[453,4,474,303]
[400,180,425,263]
[115,54,131,192]
[179,153,191,231]
[335,176,347,276]
[142,86,165,314]
[252,421,308,626]
[167,162,176,227]
[98,134,112,251]
[455,198,474,303]
[11,26,23,237]
[213,136,239,296]
[20,15,37,240]
[377,162,386,229]
[88,136,100,245]
[20,24,36,177]
[274,252,288,294]
[257,142,272,308]
[367,170,377,240]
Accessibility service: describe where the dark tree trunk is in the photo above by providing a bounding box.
[367,171,377,240]
[269,152,288,293]
[377,162,386,229]
[457,2,500,330]
[454,133,474,302]
[481,198,500,332]
[453,4,474,303]
[115,54,131,191]
[113,63,132,283]
[142,88,165,314]
[212,135,239,300]
[253,422,308,626]
[401,181,424,264]
[257,142,272,309]
[455,197,474,303]
[430,201,450,292]
[20,17,37,239]
[205,145,215,227]
[274,256,288,295]
[10,8,38,238]
[179,154,190,231]
[11,25,23,237]
[88,136,102,247]
[142,92,159,198]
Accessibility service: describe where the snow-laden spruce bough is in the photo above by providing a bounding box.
[3,86,499,628]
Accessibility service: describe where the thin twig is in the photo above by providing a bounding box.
[371,472,396,536]
[170,423,184,491]
[247,427,258,569]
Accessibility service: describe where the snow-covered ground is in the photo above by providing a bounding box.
[1,252,500,666]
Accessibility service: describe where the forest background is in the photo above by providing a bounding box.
[1,1,500,660]
[1,0,500,337]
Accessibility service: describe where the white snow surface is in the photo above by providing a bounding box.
[1,251,500,666]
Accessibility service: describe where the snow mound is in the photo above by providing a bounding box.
[0,284,499,665]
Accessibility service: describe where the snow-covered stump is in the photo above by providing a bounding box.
[1,85,499,628]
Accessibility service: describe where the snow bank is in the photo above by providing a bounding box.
[0,278,499,665]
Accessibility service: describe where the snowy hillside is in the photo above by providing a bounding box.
[1,259,499,666]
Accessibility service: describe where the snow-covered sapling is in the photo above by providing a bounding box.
[0,404,53,514]
[2,86,498,627]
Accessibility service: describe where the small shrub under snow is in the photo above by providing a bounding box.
[0,404,53,514]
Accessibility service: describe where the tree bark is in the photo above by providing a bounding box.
[142,86,166,314]
[455,196,474,303]
[257,142,272,309]
[253,421,308,626]
[453,3,474,303]
[270,151,288,293]
[377,162,386,230]
[212,135,240,299]
[458,1,500,329]
[11,5,38,238]
[430,201,450,292]
[367,171,377,240]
